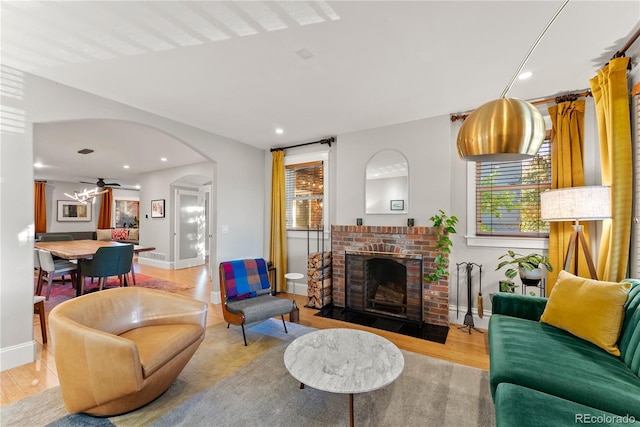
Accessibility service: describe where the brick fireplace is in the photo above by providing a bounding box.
[332,225,449,327]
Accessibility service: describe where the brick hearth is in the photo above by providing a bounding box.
[331,225,449,327]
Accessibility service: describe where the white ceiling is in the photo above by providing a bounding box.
[2,1,639,188]
[33,119,207,189]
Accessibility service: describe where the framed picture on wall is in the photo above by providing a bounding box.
[114,199,140,227]
[151,199,165,218]
[390,200,404,211]
[57,200,92,222]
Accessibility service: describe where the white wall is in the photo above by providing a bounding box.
[336,116,452,226]
[1,71,265,370]
[137,161,213,267]
[41,181,140,233]
[0,68,34,370]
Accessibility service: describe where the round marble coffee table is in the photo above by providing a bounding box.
[284,328,404,426]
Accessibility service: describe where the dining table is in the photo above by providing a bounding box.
[34,239,156,297]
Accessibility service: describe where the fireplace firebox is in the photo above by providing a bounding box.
[365,258,407,315]
[345,250,423,324]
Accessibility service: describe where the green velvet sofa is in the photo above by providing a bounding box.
[489,279,640,426]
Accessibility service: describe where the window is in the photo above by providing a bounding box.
[475,135,551,238]
[285,160,324,231]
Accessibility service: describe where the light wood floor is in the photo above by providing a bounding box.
[0,260,489,407]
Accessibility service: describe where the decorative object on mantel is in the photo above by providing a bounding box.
[407,218,414,227]
[356,218,362,226]
[540,186,610,280]
[424,210,458,283]
[456,1,570,162]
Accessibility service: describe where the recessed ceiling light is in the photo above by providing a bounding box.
[518,71,533,80]
[135,184,141,190]
[123,165,130,169]
[275,128,284,135]
[160,157,167,162]
[34,162,43,168]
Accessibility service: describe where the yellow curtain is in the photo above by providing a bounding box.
[269,151,287,292]
[589,56,633,282]
[34,181,47,234]
[546,100,588,293]
[98,188,113,229]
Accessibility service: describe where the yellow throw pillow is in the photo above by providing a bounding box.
[540,270,631,356]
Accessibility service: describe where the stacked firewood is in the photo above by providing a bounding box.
[306,251,332,309]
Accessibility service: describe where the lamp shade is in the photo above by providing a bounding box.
[456,98,546,162]
[540,186,611,222]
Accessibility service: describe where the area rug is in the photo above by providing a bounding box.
[1,319,495,427]
[40,274,194,313]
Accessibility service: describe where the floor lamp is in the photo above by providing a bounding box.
[540,186,611,280]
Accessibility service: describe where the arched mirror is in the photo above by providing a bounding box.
[365,150,409,214]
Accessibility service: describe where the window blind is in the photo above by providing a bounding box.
[285,160,324,230]
[475,137,551,237]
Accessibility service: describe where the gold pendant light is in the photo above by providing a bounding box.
[456,98,546,162]
[457,0,569,162]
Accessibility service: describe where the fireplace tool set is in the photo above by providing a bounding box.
[456,262,484,334]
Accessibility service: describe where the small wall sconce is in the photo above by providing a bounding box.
[407,218,414,227]
[356,218,363,226]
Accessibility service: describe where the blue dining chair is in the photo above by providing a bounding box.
[79,245,134,294]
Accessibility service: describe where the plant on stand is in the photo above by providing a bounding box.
[424,210,459,282]
[495,250,553,292]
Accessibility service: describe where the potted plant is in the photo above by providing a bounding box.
[496,250,553,287]
[424,210,458,283]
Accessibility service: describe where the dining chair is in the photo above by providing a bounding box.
[37,249,78,300]
[79,245,134,294]
[33,295,47,344]
[34,248,44,291]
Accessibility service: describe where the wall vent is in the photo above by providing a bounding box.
[139,251,167,261]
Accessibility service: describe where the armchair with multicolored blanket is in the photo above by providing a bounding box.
[219,258,293,346]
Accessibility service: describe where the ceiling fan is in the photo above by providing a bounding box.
[80,178,121,188]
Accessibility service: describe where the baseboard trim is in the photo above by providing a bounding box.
[210,290,221,305]
[0,340,35,372]
[448,305,490,330]
[137,257,173,269]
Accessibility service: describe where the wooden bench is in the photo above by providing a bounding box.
[219,258,293,346]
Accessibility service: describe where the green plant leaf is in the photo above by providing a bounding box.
[425,210,457,283]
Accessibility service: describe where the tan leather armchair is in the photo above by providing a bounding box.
[48,287,208,416]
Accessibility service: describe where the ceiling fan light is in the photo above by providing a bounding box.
[456,98,546,162]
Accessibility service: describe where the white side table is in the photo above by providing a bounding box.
[284,272,304,281]
[284,272,304,322]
